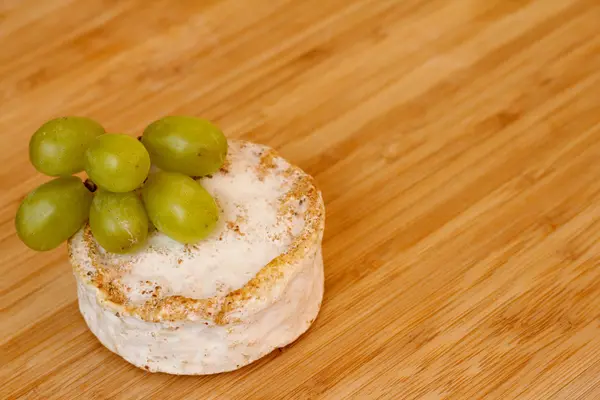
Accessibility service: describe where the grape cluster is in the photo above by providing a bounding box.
[16,116,226,253]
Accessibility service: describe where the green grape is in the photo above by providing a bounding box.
[89,190,149,253]
[141,116,227,177]
[141,171,218,243]
[85,134,150,192]
[15,176,93,251]
[29,116,105,176]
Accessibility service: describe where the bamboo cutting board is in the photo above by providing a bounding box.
[2,1,600,399]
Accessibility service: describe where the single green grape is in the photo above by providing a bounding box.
[141,171,219,243]
[89,190,149,253]
[84,134,150,192]
[141,116,228,177]
[15,176,93,251]
[29,116,105,176]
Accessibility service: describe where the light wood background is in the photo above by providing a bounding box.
[1,1,600,399]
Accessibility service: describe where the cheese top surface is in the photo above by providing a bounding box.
[69,140,321,308]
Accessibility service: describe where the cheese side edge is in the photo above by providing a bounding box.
[75,244,324,374]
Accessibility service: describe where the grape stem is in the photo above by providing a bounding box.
[84,179,98,192]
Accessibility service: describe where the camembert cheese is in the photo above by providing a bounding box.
[68,140,325,375]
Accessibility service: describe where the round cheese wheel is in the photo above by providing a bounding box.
[69,140,325,374]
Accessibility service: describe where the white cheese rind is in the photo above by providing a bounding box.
[71,140,326,374]
[76,247,323,374]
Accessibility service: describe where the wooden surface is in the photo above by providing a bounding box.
[1,1,600,399]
